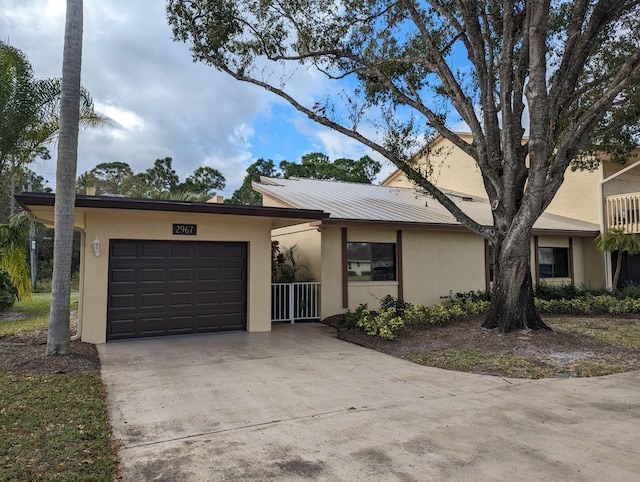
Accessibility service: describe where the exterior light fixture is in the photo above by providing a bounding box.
[92,237,101,257]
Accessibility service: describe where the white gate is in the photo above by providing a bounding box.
[271,282,320,323]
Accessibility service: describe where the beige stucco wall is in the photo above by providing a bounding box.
[271,223,322,282]
[384,138,640,225]
[403,229,486,305]
[71,208,273,343]
[318,225,486,316]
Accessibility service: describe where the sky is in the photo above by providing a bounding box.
[1,0,395,197]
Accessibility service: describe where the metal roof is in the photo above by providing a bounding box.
[254,177,600,234]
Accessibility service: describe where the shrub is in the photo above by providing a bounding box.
[615,282,640,300]
[379,294,412,316]
[0,269,17,313]
[338,303,369,330]
[358,307,404,340]
[451,290,492,303]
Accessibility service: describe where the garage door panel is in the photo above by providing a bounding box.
[141,292,166,308]
[171,292,194,306]
[223,267,244,281]
[111,242,137,259]
[108,240,247,340]
[141,268,165,283]
[170,268,194,282]
[110,293,136,309]
[109,318,137,337]
[222,289,245,303]
[197,268,219,282]
[140,317,166,335]
[140,243,167,258]
[111,268,137,283]
[223,244,245,258]
[171,243,194,258]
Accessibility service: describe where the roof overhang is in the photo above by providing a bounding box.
[311,218,598,237]
[14,192,329,230]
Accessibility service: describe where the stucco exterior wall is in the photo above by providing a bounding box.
[383,138,640,226]
[403,229,486,305]
[271,224,322,282]
[319,226,344,318]
[76,208,272,343]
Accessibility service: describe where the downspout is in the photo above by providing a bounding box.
[598,159,640,290]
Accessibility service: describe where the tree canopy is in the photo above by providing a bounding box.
[227,153,381,205]
[77,158,226,200]
[168,0,640,333]
[1,41,108,209]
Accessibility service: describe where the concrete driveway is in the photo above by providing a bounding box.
[98,322,640,481]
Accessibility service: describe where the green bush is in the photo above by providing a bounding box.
[535,295,640,315]
[357,307,404,340]
[338,303,369,330]
[379,294,412,316]
[615,283,640,300]
[0,269,17,312]
[534,282,609,301]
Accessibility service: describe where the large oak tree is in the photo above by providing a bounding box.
[167,0,640,333]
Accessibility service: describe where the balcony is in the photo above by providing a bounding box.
[605,192,640,233]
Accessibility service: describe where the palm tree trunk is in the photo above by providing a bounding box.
[613,250,623,291]
[47,0,83,355]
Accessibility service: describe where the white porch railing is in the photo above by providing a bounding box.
[271,282,320,323]
[605,192,640,233]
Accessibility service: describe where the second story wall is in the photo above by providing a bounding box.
[383,135,640,225]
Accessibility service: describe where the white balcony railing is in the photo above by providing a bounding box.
[605,193,640,233]
[271,282,320,323]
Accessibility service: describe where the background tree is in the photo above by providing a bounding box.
[168,0,640,333]
[178,166,225,196]
[139,157,180,195]
[77,159,226,200]
[76,161,135,196]
[48,0,83,356]
[279,153,381,183]
[228,154,381,205]
[595,228,640,291]
[227,158,279,205]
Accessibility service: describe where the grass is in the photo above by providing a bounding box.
[0,292,78,336]
[546,317,640,348]
[408,348,640,378]
[0,293,120,480]
[407,316,640,378]
[0,372,119,480]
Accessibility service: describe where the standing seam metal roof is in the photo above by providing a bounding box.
[254,177,600,233]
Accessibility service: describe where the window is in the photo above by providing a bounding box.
[347,242,396,281]
[538,247,569,278]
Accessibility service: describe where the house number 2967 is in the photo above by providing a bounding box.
[172,223,197,235]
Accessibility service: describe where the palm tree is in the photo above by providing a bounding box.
[0,211,31,301]
[1,41,110,214]
[595,228,640,291]
[47,0,83,356]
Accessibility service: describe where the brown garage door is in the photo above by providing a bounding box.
[107,240,247,340]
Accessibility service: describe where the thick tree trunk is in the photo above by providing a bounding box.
[47,0,83,356]
[482,227,551,333]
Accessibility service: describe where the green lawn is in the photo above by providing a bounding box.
[408,316,640,378]
[0,293,120,480]
[0,292,78,336]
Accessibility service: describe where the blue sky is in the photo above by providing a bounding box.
[1,0,394,197]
